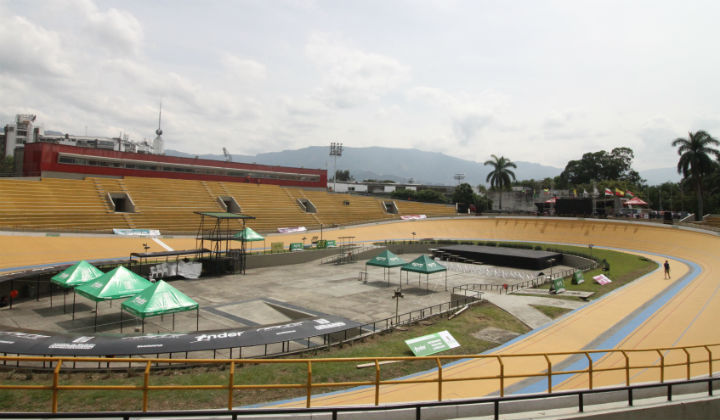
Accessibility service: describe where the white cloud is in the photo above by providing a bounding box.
[0,16,73,77]
[305,33,411,108]
[221,54,267,83]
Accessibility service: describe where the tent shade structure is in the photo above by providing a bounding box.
[75,266,152,301]
[233,227,265,242]
[624,197,649,206]
[73,266,153,331]
[122,280,198,318]
[121,280,199,333]
[51,260,103,288]
[366,250,407,268]
[365,250,408,287]
[50,260,104,311]
[401,255,448,292]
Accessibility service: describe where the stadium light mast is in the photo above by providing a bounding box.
[329,142,343,192]
[454,173,465,185]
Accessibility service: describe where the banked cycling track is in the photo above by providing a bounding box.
[1,217,719,406]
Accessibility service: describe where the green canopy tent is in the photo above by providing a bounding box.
[232,227,265,254]
[401,255,448,292]
[121,280,199,333]
[50,260,104,312]
[74,266,153,331]
[365,250,407,286]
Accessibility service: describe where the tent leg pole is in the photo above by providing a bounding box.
[50,283,53,308]
[94,302,98,332]
[72,291,76,320]
[120,309,123,333]
[63,289,67,314]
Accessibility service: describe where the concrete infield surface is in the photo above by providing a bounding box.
[1,216,719,407]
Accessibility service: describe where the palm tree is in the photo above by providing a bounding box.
[672,131,720,221]
[484,154,517,210]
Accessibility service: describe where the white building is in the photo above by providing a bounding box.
[2,114,160,158]
[2,114,37,158]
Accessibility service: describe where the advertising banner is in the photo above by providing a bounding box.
[277,226,307,233]
[405,330,460,356]
[572,270,585,285]
[113,229,161,237]
[289,243,304,252]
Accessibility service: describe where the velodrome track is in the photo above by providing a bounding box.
[1,217,719,406]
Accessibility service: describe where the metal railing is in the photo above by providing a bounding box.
[0,343,717,413]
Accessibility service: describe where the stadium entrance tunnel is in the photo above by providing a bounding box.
[383,201,398,214]
[108,192,135,213]
[296,198,317,213]
[218,196,242,213]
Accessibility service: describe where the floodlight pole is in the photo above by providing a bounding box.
[329,142,343,193]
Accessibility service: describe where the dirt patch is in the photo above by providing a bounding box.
[472,327,521,343]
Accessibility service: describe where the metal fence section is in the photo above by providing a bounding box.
[0,343,717,414]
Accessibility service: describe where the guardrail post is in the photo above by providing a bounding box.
[307,361,313,408]
[496,356,504,397]
[52,359,63,413]
[704,346,713,395]
[375,360,381,406]
[228,361,235,410]
[436,358,443,401]
[143,360,151,411]
[621,350,630,386]
[584,352,593,389]
[656,349,665,383]
[543,354,552,393]
[682,348,691,380]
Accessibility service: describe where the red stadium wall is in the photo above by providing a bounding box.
[22,143,327,188]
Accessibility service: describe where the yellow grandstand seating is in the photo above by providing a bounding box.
[0,176,457,234]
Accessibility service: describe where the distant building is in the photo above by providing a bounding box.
[2,114,37,158]
[2,114,159,159]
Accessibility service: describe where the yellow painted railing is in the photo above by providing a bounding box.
[1,343,718,412]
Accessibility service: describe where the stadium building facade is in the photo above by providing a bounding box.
[20,142,327,188]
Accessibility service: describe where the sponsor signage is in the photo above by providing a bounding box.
[270,242,285,253]
[289,243,304,251]
[405,330,460,356]
[277,226,307,233]
[326,240,337,247]
[572,270,585,285]
[400,215,427,220]
[551,278,566,294]
[0,316,360,356]
[113,229,161,237]
[593,274,612,285]
[316,240,327,249]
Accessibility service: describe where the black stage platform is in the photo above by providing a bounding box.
[434,245,561,270]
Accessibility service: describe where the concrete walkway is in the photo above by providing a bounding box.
[480,293,586,329]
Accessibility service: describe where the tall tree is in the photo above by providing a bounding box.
[672,131,720,221]
[484,155,517,210]
[558,147,643,188]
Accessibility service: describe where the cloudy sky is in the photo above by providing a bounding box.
[1,0,719,171]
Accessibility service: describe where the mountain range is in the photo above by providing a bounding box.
[165,146,680,186]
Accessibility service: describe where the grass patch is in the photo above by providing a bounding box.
[531,304,572,319]
[0,302,529,412]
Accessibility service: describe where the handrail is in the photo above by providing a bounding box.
[1,343,718,413]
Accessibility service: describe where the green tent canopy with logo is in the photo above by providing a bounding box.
[401,255,448,292]
[73,266,153,331]
[50,260,104,311]
[121,280,199,333]
[233,227,266,253]
[365,250,408,286]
